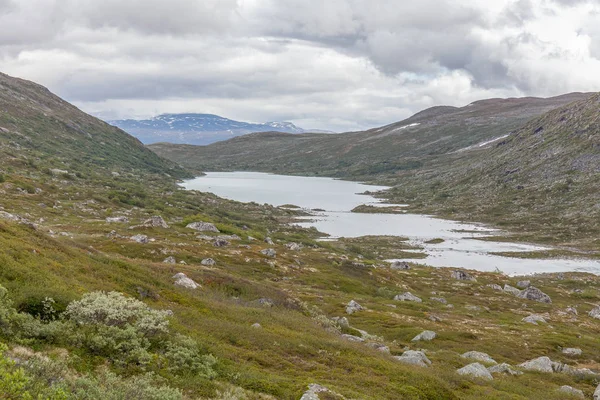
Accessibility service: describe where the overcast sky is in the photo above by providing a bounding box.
[1,0,599,131]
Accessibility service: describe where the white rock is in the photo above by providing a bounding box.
[260,248,276,257]
[558,385,584,398]
[201,258,216,266]
[394,292,422,302]
[186,221,219,232]
[562,348,582,356]
[461,351,497,364]
[517,286,552,304]
[503,284,521,295]
[172,272,199,289]
[588,305,600,319]
[518,356,566,373]
[488,363,523,376]
[394,350,431,367]
[522,314,547,325]
[456,363,493,380]
[106,216,128,223]
[346,300,364,315]
[390,261,410,270]
[412,330,436,342]
[162,256,176,264]
[130,234,148,244]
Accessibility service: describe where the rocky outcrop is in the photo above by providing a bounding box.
[201,258,216,266]
[130,234,149,244]
[172,273,200,289]
[260,248,277,257]
[594,383,600,400]
[390,261,410,270]
[186,221,219,232]
[517,286,552,304]
[456,363,493,380]
[346,300,364,315]
[562,348,582,356]
[451,270,476,281]
[488,363,522,376]
[394,292,422,302]
[558,385,584,398]
[503,284,521,295]
[143,215,169,228]
[461,351,497,364]
[264,237,274,245]
[300,383,345,400]
[106,216,129,223]
[522,314,547,325]
[162,256,176,264]
[516,280,531,288]
[412,330,436,342]
[588,305,600,319]
[213,239,230,247]
[518,356,566,373]
[394,350,431,367]
[285,242,302,251]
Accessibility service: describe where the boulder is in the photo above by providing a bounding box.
[143,215,169,228]
[562,348,582,356]
[213,239,230,247]
[394,292,422,302]
[517,286,552,304]
[461,351,497,364]
[487,284,503,291]
[412,330,436,342]
[300,384,340,400]
[522,314,547,325]
[256,298,275,307]
[558,386,584,398]
[588,305,600,319]
[390,261,410,270]
[456,363,493,380]
[251,323,262,329]
[503,284,521,295]
[594,383,600,400]
[106,216,128,223]
[201,258,216,266]
[394,350,431,367]
[341,334,364,342]
[172,273,199,289]
[162,256,176,264]
[264,237,274,245]
[451,270,476,281]
[285,242,302,251]
[488,363,523,376]
[260,248,277,257]
[518,356,566,373]
[346,300,364,314]
[365,342,390,353]
[516,280,531,288]
[565,306,578,316]
[331,316,350,328]
[186,221,219,233]
[130,234,149,244]
[430,297,447,304]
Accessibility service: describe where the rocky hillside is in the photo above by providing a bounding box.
[0,72,189,179]
[111,113,332,145]
[149,93,590,178]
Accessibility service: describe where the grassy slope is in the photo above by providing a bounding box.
[2,73,600,399]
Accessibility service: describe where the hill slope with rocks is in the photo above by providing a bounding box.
[111,113,333,145]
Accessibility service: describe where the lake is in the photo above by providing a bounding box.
[182,172,600,276]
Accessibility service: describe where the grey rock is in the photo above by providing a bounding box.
[522,314,547,325]
[346,300,364,315]
[331,316,350,328]
[130,234,148,244]
[213,239,230,247]
[461,351,497,364]
[519,356,566,373]
[300,384,339,400]
[106,216,129,223]
[341,334,364,342]
[516,280,531,288]
[394,350,431,367]
[257,298,274,307]
[251,323,262,329]
[456,363,493,380]
[394,292,422,302]
[365,342,390,353]
[412,330,436,342]
[503,284,521,295]
[589,305,600,319]
[486,284,503,291]
[488,363,523,376]
[172,273,199,289]
[143,215,169,228]
[565,306,578,316]
[390,261,410,270]
[201,258,216,266]
[217,234,241,241]
[594,383,600,400]
[517,286,552,304]
[562,348,582,356]
[558,385,584,398]
[264,236,274,245]
[285,242,302,251]
[186,221,219,232]
[451,270,476,281]
[430,297,447,304]
[260,248,277,257]
[162,256,176,264]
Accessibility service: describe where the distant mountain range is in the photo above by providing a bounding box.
[109,113,334,145]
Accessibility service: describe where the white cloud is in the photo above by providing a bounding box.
[0,0,599,132]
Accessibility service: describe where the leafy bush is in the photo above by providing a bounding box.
[163,335,217,377]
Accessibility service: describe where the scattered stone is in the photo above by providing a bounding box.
[588,305,600,319]
[130,234,148,244]
[341,334,364,343]
[456,363,493,380]
[516,280,531,288]
[217,234,241,241]
[518,356,566,373]
[285,242,302,251]
[461,351,497,364]
[594,383,600,400]
[451,270,476,281]
[264,237,274,245]
[517,286,552,304]
[365,342,390,353]
[428,314,442,322]
[143,215,169,228]
[394,292,422,302]
[503,284,521,295]
[201,258,216,266]
[558,386,584,398]
[331,316,350,328]
[394,350,431,367]
[260,248,277,257]
[162,256,176,264]
[488,363,523,376]
[430,297,447,304]
[255,298,274,307]
[565,306,578,316]
[412,330,436,342]
[390,261,410,270]
[251,323,262,329]
[186,221,219,232]
[106,216,128,223]
[172,273,199,289]
[213,239,230,247]
[346,300,364,315]
[300,383,343,400]
[522,314,547,325]
[49,168,68,176]
[486,284,503,291]
[562,348,582,356]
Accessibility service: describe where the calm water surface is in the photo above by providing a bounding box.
[182,172,600,276]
